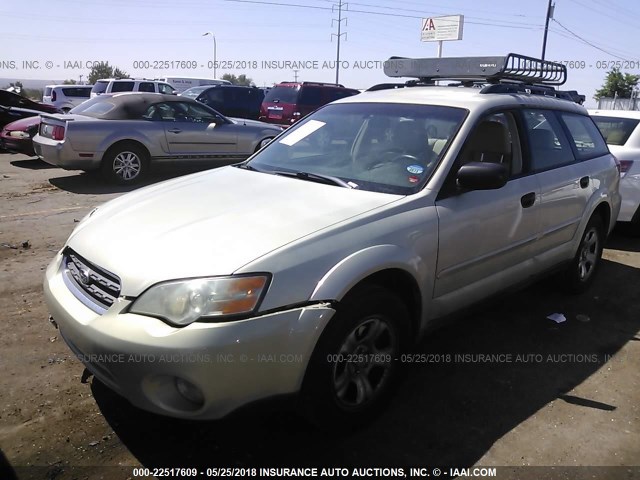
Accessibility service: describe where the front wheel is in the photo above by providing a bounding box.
[561,215,604,293]
[101,144,148,184]
[300,285,408,429]
[256,137,273,152]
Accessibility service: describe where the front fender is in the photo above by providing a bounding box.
[309,244,428,304]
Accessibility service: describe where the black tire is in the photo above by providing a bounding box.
[300,285,409,430]
[101,143,149,185]
[561,215,604,293]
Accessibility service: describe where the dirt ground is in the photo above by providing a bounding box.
[0,153,639,480]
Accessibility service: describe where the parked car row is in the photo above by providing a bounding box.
[2,76,638,233]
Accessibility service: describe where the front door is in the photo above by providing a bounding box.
[434,111,541,312]
[151,101,238,159]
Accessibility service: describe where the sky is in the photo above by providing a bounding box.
[1,0,638,107]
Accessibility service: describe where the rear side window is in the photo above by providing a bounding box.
[591,116,639,146]
[91,81,109,95]
[327,88,358,102]
[110,81,135,93]
[138,82,155,93]
[158,83,175,95]
[248,89,265,108]
[62,87,91,98]
[44,87,52,96]
[522,110,575,171]
[560,113,609,160]
[299,87,323,106]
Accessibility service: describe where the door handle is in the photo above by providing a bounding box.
[168,128,182,133]
[520,192,536,208]
[580,176,589,188]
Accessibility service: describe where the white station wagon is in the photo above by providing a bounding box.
[44,54,621,427]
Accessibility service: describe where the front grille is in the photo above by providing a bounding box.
[62,248,121,314]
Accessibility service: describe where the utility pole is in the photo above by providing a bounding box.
[293,69,299,82]
[541,0,554,60]
[331,0,347,84]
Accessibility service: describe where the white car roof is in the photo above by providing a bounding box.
[588,109,640,119]
[336,86,587,115]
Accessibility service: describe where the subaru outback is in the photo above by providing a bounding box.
[44,54,620,427]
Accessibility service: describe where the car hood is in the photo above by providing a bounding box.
[67,166,400,296]
[229,117,281,130]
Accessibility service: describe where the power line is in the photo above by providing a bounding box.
[218,0,546,30]
[551,19,636,61]
[565,0,640,30]
[347,1,543,27]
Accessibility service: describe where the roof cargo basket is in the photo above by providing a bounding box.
[383,53,567,86]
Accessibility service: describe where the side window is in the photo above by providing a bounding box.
[204,89,224,109]
[298,87,322,106]
[458,111,523,176]
[110,81,135,93]
[158,83,175,95]
[171,102,219,122]
[559,113,609,160]
[138,82,155,93]
[522,110,575,171]
[142,103,176,121]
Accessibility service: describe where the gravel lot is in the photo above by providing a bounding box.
[1,153,639,480]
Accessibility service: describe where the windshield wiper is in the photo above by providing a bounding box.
[272,170,354,189]
[234,163,259,171]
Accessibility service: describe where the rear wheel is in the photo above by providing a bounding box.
[561,215,604,293]
[300,285,408,429]
[101,143,148,184]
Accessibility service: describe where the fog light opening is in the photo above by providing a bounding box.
[175,377,205,407]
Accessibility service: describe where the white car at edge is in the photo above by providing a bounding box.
[590,109,640,232]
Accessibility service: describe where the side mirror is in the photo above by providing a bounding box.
[457,161,508,191]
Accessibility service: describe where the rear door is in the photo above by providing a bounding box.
[521,109,592,257]
[434,110,541,306]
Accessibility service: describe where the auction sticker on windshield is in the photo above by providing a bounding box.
[279,120,326,146]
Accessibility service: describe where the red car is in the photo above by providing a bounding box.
[0,115,40,156]
[259,81,359,126]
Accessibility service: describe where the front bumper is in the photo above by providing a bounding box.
[44,252,335,419]
[33,134,101,170]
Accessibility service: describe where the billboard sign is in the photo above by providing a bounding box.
[421,15,464,42]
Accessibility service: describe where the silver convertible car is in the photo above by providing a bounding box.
[33,93,283,184]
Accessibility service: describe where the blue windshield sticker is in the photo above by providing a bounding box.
[407,165,424,175]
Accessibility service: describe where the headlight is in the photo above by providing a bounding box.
[8,131,31,139]
[129,275,270,326]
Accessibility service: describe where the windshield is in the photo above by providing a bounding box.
[247,102,466,195]
[91,81,109,95]
[264,86,299,104]
[592,116,639,146]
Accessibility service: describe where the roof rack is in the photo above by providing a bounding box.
[383,53,567,86]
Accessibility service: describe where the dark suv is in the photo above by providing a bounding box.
[180,85,265,120]
[259,81,360,126]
